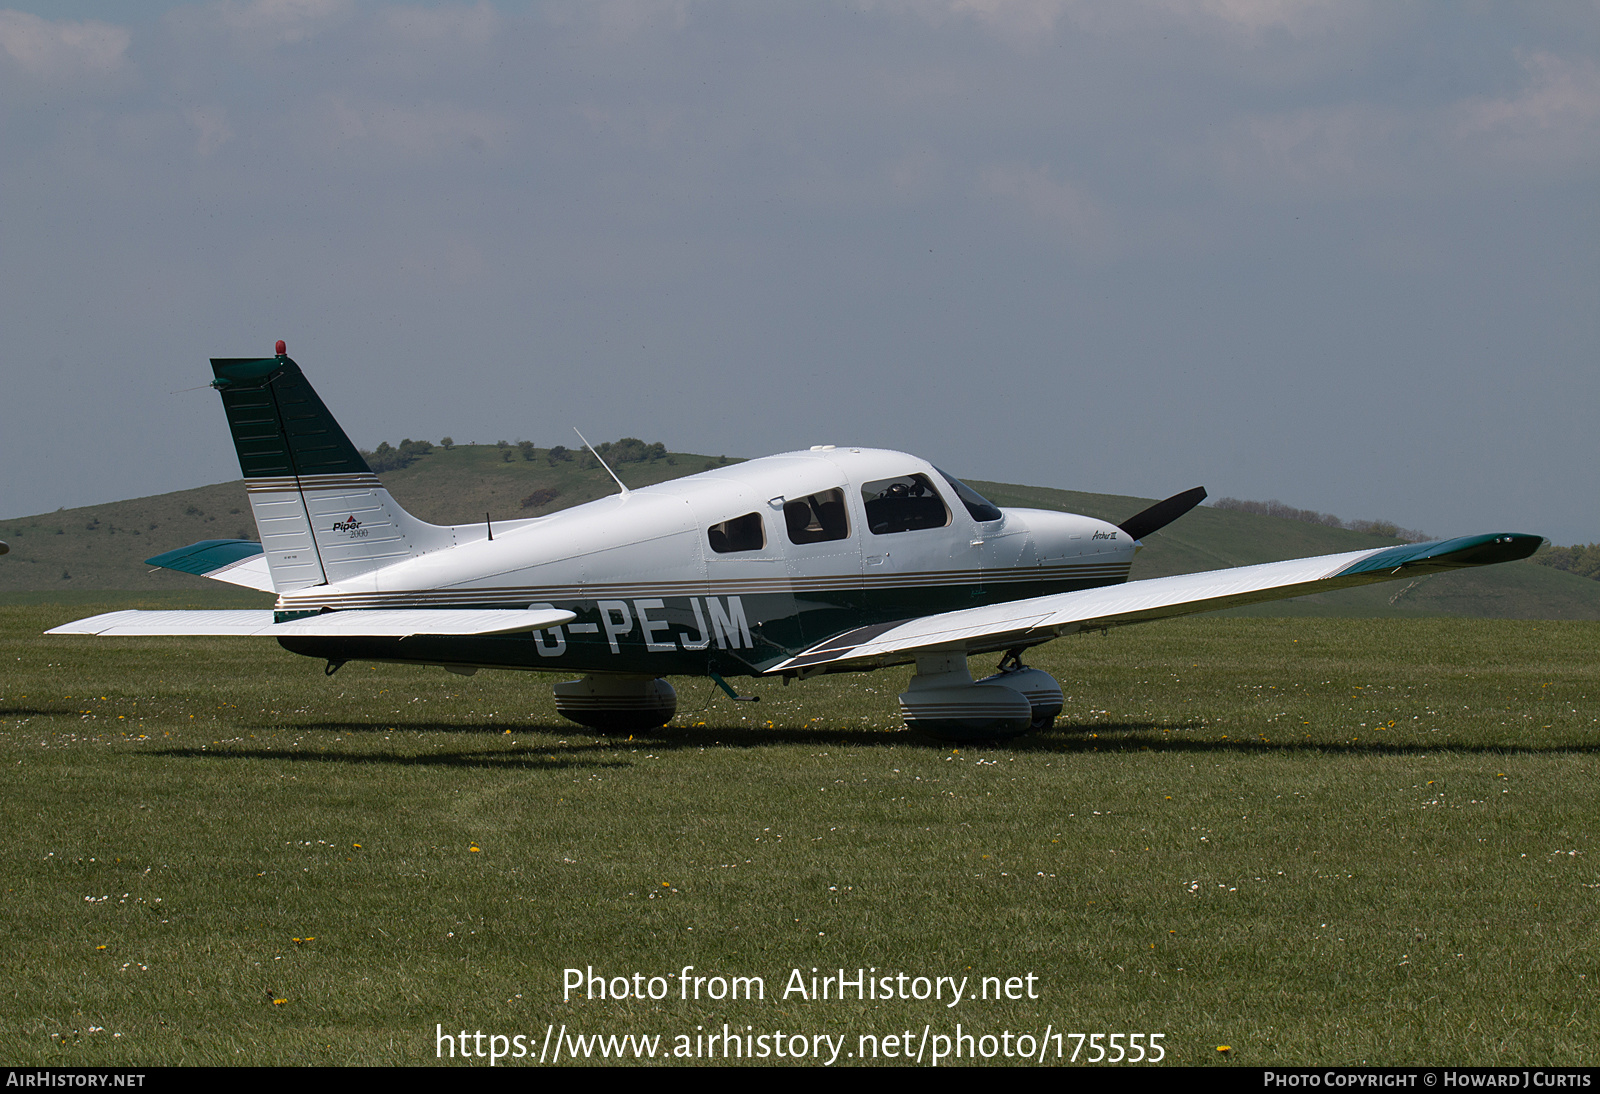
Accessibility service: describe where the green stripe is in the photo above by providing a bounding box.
[1336,533,1542,577]
[145,538,264,577]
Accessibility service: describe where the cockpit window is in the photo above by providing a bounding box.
[934,468,1002,523]
[708,512,765,554]
[861,474,951,535]
[784,489,850,545]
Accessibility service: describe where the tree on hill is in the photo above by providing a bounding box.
[594,438,667,464]
[1531,543,1600,581]
[361,438,434,473]
[1213,497,1429,543]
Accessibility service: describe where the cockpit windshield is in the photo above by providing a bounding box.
[934,468,1003,523]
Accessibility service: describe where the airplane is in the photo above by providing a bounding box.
[49,343,1542,742]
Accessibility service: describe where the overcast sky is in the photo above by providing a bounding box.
[3,1,1595,545]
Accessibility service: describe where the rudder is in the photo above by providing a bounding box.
[210,347,453,591]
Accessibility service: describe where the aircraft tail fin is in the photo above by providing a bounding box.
[210,348,454,591]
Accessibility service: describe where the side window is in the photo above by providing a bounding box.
[862,473,951,535]
[934,467,1003,523]
[708,512,765,554]
[784,489,850,545]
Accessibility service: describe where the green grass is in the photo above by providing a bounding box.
[3,606,1597,1065]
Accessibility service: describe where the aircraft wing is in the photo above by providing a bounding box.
[47,607,577,639]
[769,532,1542,673]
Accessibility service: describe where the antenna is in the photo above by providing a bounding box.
[573,427,629,496]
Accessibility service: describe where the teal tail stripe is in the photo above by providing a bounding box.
[1335,533,1542,577]
[145,538,264,577]
[210,355,372,479]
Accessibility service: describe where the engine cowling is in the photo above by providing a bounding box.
[553,675,677,731]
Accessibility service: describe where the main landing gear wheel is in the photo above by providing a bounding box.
[981,649,1064,732]
[897,651,1062,743]
[553,676,676,732]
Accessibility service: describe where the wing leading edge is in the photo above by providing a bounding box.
[47,607,577,639]
[769,532,1543,673]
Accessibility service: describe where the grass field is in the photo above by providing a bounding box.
[3,603,1597,1066]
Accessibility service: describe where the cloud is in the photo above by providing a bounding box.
[858,0,1360,48]
[1213,50,1600,198]
[856,0,1070,47]
[540,0,694,37]
[378,1,498,49]
[168,0,354,48]
[1456,51,1600,169]
[185,105,235,157]
[316,94,512,159]
[1223,102,1403,195]
[980,162,1117,255]
[0,10,130,79]
[1163,0,1354,39]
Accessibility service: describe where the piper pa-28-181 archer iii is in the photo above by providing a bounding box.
[52,344,1542,742]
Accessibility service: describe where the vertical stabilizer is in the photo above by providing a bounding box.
[210,350,454,591]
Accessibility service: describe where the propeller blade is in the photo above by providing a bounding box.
[1118,486,1207,542]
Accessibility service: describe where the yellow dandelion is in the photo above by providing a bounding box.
[273,999,287,1006]
[1217,1045,1231,1055]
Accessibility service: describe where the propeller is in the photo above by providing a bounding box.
[1118,486,1207,542]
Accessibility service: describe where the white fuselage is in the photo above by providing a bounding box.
[275,448,1134,614]
[267,448,1134,676]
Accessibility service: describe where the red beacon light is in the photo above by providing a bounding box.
[275,340,287,356]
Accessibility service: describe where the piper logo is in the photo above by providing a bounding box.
[332,515,366,535]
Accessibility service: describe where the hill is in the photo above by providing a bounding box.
[0,443,733,595]
[2,445,1594,617]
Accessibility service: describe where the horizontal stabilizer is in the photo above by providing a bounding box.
[769,532,1542,673]
[47,607,576,639]
[145,539,275,593]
